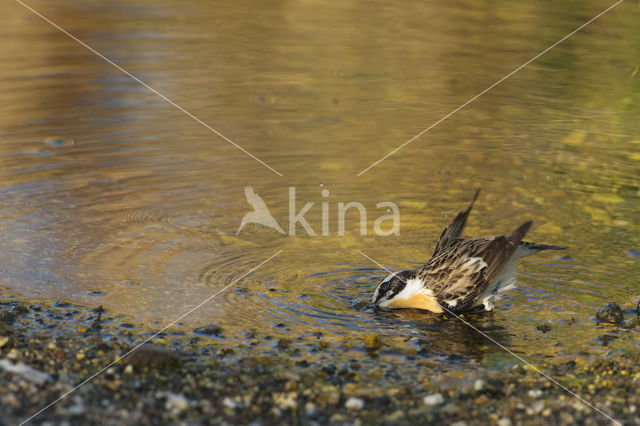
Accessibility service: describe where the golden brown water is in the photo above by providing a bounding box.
[0,0,639,366]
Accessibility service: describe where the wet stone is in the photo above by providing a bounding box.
[596,303,624,324]
[536,324,553,333]
[364,333,381,350]
[126,344,179,369]
[193,324,223,337]
[0,311,16,325]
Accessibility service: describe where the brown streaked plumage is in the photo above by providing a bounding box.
[372,190,567,313]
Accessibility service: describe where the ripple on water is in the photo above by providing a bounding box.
[44,137,74,148]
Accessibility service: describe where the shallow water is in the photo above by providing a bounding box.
[1,0,639,369]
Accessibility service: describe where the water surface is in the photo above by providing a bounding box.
[1,0,639,370]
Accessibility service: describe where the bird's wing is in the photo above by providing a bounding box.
[422,220,532,311]
[432,189,480,257]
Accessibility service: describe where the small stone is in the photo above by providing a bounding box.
[474,395,490,404]
[497,418,512,426]
[193,323,223,337]
[76,353,85,361]
[67,402,85,416]
[384,410,405,422]
[531,401,545,414]
[304,402,317,416]
[106,380,120,392]
[123,365,133,374]
[47,342,56,350]
[0,336,8,348]
[273,392,297,410]
[474,379,486,391]
[0,311,16,325]
[7,349,19,360]
[364,333,381,350]
[327,391,340,405]
[126,345,179,369]
[345,396,364,410]
[423,393,445,406]
[222,396,237,409]
[536,324,552,333]
[0,359,51,385]
[165,393,189,413]
[12,305,28,314]
[528,389,543,398]
[596,303,624,324]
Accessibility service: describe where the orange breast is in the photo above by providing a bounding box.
[386,293,444,313]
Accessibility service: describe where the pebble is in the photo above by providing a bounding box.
[497,417,512,426]
[474,379,486,391]
[123,365,133,374]
[596,302,624,324]
[363,333,381,350]
[423,393,445,406]
[327,391,340,405]
[273,392,297,409]
[345,396,364,410]
[536,324,553,333]
[0,359,51,385]
[530,401,545,414]
[222,396,238,409]
[304,402,317,416]
[126,345,179,369]
[528,389,542,398]
[193,324,223,337]
[164,393,189,413]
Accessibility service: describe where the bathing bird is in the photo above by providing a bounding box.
[372,190,566,313]
[237,186,285,235]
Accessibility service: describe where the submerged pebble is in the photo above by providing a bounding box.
[193,324,223,337]
[596,303,624,324]
[536,324,553,333]
[363,333,381,350]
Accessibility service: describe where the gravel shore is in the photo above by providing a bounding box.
[0,299,638,425]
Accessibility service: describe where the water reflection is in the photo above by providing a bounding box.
[0,0,638,368]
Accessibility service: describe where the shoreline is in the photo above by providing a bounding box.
[0,299,637,425]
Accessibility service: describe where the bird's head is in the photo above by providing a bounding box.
[372,270,412,308]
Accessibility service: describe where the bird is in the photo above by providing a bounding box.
[236,186,285,235]
[371,190,567,313]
